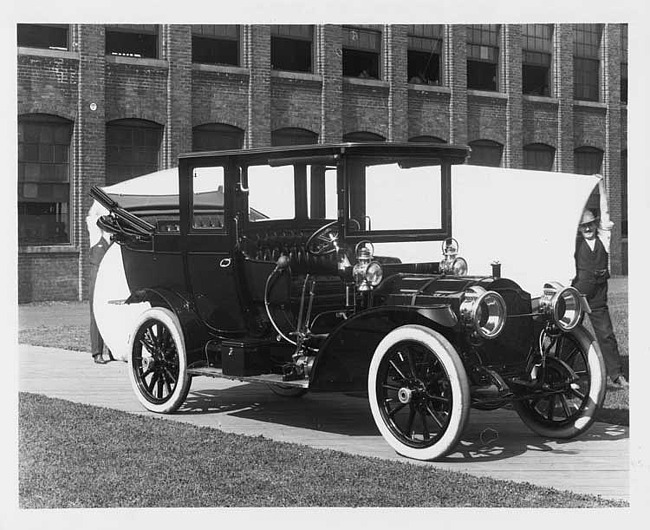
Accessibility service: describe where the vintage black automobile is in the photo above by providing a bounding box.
[91,143,606,461]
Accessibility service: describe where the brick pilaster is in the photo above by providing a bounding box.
[386,25,408,142]
[446,25,468,145]
[319,24,343,143]
[554,24,574,173]
[603,23,624,275]
[503,25,523,168]
[77,24,106,300]
[164,25,192,165]
[246,25,271,148]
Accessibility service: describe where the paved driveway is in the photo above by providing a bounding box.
[18,344,629,502]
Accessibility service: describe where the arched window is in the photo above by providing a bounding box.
[106,119,163,185]
[193,123,244,152]
[271,127,318,146]
[343,131,386,142]
[18,114,73,245]
[468,139,503,167]
[574,146,604,212]
[409,135,446,143]
[523,143,555,171]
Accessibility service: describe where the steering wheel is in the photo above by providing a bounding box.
[306,221,340,256]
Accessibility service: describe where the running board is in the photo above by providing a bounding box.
[186,366,310,389]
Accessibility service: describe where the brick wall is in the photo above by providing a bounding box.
[16,22,630,301]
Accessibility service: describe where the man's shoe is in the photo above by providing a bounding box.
[93,354,108,365]
[612,375,629,388]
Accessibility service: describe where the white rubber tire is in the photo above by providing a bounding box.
[368,324,471,461]
[128,307,191,414]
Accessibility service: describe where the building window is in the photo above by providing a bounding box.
[193,123,244,151]
[106,119,163,185]
[271,128,318,146]
[18,114,73,245]
[271,25,313,73]
[191,25,240,66]
[409,135,446,143]
[343,131,386,142]
[522,24,552,96]
[342,25,382,79]
[468,139,503,167]
[407,25,443,85]
[523,143,555,171]
[574,146,604,212]
[573,24,602,102]
[621,24,628,104]
[17,24,69,51]
[467,24,500,91]
[106,24,159,59]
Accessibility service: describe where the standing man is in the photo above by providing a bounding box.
[573,176,628,388]
[86,201,111,365]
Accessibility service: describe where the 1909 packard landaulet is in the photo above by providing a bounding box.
[90,142,606,461]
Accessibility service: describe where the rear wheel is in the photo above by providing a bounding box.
[368,325,470,461]
[514,325,606,438]
[128,307,191,414]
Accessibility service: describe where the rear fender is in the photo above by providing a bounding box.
[309,305,458,391]
[127,287,211,366]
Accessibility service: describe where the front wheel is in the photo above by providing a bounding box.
[368,325,470,461]
[514,325,606,439]
[128,307,191,414]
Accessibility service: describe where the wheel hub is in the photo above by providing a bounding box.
[398,387,413,404]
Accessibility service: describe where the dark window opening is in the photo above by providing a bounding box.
[522,24,552,96]
[343,131,386,142]
[523,143,555,171]
[193,123,244,151]
[468,140,503,167]
[467,56,498,91]
[271,128,318,146]
[343,26,381,79]
[271,25,313,73]
[106,119,163,185]
[574,146,603,212]
[17,24,69,51]
[191,25,239,66]
[621,24,628,104]
[409,136,446,143]
[106,24,159,59]
[18,114,73,245]
[523,62,550,96]
[621,62,628,104]
[408,50,441,85]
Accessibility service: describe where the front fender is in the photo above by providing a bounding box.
[309,305,459,391]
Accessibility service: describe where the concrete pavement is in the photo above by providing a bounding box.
[18,343,629,502]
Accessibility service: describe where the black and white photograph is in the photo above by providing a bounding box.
[3,0,649,527]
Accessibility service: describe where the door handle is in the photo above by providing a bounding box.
[219,258,231,268]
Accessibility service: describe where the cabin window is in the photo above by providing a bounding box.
[192,166,225,230]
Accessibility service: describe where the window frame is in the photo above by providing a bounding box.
[105,24,160,59]
[342,25,383,80]
[466,24,501,92]
[18,114,73,246]
[105,119,163,186]
[522,24,553,97]
[407,24,444,85]
[191,24,241,67]
[270,25,314,73]
[573,23,603,102]
[17,23,70,51]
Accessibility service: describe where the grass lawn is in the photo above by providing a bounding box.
[18,392,625,508]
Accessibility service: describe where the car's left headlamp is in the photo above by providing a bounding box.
[460,286,507,339]
[539,282,583,331]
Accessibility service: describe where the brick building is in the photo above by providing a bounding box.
[17,23,628,302]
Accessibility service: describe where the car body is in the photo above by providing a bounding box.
[91,142,606,461]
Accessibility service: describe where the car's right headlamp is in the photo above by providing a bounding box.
[538,282,583,331]
[460,286,507,339]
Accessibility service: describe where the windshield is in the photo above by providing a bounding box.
[247,164,337,221]
[348,162,444,233]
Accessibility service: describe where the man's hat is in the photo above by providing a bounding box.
[579,209,598,226]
